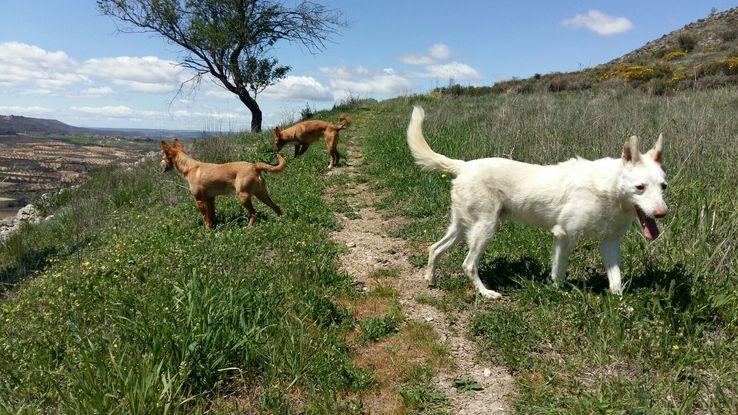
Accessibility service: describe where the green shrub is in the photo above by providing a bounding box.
[433,84,496,97]
[677,34,697,52]
[697,56,738,77]
[332,93,376,111]
[300,102,315,120]
[719,28,738,42]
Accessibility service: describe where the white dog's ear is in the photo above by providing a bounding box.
[650,133,664,163]
[622,135,641,163]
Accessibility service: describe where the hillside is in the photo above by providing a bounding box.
[0,115,92,136]
[0,114,209,140]
[438,6,738,95]
[1,88,737,413]
[612,7,738,65]
[0,8,737,412]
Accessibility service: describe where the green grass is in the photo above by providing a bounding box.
[2,88,736,413]
[358,89,738,413]
[0,112,371,413]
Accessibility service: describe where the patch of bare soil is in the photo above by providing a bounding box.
[329,135,515,414]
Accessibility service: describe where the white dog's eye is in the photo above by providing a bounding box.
[661,183,667,190]
[635,184,645,192]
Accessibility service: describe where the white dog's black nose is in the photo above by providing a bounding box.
[654,208,667,218]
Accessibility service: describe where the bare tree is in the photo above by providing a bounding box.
[98,0,345,132]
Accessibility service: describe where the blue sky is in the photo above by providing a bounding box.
[1,0,735,130]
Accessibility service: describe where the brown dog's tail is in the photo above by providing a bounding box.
[336,113,352,130]
[255,153,286,174]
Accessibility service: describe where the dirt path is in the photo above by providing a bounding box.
[329,134,515,414]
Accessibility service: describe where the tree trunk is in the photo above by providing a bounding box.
[238,93,263,133]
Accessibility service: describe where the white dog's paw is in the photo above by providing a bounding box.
[425,273,437,286]
[480,289,503,300]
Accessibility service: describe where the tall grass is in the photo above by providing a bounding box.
[0,113,369,413]
[360,88,737,413]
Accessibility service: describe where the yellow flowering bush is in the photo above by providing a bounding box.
[697,56,738,77]
[597,65,655,82]
[661,50,688,62]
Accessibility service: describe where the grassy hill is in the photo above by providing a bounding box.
[0,115,91,136]
[1,9,737,410]
[0,115,373,413]
[1,86,736,413]
[436,7,738,96]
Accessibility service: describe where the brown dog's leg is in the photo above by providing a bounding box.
[332,148,341,168]
[326,134,338,168]
[196,199,213,229]
[294,143,301,158]
[297,143,310,156]
[206,197,216,227]
[256,187,282,216]
[238,192,257,226]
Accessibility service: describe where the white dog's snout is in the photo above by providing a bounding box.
[653,205,667,218]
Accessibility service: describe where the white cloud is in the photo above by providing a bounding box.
[70,105,135,117]
[428,43,452,60]
[317,65,354,79]
[399,43,453,65]
[562,10,633,36]
[0,42,87,93]
[78,56,186,94]
[82,86,114,97]
[67,105,247,124]
[328,69,412,99]
[262,76,332,101]
[398,54,435,65]
[424,62,483,81]
[0,105,54,117]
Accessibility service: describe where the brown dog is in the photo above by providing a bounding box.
[161,138,285,228]
[273,113,352,169]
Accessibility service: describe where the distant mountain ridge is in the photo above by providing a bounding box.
[0,115,92,136]
[0,114,210,139]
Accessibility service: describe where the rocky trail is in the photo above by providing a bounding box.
[328,133,514,414]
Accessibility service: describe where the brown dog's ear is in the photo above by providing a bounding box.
[172,138,182,149]
[273,127,281,138]
[622,135,641,164]
[161,140,171,152]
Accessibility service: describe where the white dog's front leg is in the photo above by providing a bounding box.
[600,238,624,295]
[551,236,575,287]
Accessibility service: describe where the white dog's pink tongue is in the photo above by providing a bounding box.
[636,208,660,241]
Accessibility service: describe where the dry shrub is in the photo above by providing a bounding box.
[548,74,593,92]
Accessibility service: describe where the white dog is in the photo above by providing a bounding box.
[406,107,667,299]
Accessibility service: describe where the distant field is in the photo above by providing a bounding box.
[0,134,153,206]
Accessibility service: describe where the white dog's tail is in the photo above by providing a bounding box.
[406,106,464,175]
